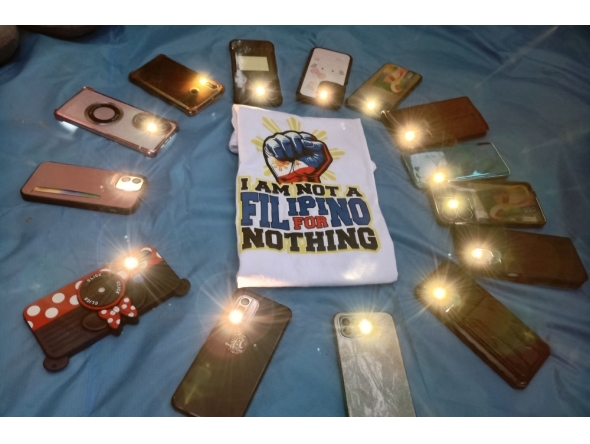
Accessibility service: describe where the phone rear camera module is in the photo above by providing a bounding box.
[190,88,199,95]
[86,103,123,125]
[132,112,172,135]
[239,297,250,306]
[205,82,218,89]
[341,317,350,326]
[116,176,143,192]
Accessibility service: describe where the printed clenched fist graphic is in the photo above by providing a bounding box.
[263,131,332,183]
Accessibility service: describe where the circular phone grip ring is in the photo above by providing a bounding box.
[85,103,123,125]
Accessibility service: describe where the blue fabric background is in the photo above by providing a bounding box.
[1,25,589,416]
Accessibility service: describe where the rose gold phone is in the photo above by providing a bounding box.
[54,87,178,158]
[21,162,147,214]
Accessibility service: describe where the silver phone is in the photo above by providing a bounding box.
[54,87,178,158]
[334,312,415,417]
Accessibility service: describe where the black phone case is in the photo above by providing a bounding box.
[296,47,353,110]
[172,289,291,417]
[451,225,588,288]
[129,54,225,116]
[414,260,550,389]
[429,180,547,228]
[229,39,282,107]
[23,246,190,372]
[381,96,489,151]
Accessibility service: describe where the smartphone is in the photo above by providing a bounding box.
[414,260,550,389]
[451,225,588,288]
[54,87,178,158]
[381,96,489,151]
[129,54,225,116]
[172,290,291,416]
[20,162,147,215]
[402,142,510,188]
[334,312,415,417]
[229,39,282,107]
[429,180,546,228]
[23,246,191,371]
[345,63,422,118]
[296,47,353,109]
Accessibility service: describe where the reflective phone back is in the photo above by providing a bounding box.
[334,312,415,417]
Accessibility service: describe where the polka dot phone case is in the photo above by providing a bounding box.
[23,246,191,372]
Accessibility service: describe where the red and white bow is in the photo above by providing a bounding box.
[97,297,138,329]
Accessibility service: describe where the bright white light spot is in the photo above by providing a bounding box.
[404,131,416,142]
[146,122,157,133]
[229,309,244,324]
[359,319,373,335]
[319,90,328,100]
[448,199,459,209]
[199,78,207,85]
[255,86,265,96]
[367,101,376,110]
[472,248,484,260]
[124,257,138,269]
[432,172,445,183]
[433,287,447,300]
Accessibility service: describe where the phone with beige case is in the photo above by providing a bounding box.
[334,312,415,417]
[21,162,147,214]
[54,87,178,157]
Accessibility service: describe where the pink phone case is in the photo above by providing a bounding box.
[54,87,178,157]
[21,162,147,214]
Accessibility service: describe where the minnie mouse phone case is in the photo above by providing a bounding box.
[23,246,190,371]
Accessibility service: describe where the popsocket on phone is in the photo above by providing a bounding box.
[23,246,191,372]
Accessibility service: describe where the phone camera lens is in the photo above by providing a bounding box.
[190,88,199,95]
[341,317,350,326]
[236,305,246,314]
[343,326,352,336]
[121,176,131,182]
[240,298,250,306]
[132,178,141,184]
[351,317,359,326]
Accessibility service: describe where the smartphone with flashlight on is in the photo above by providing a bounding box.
[20,162,147,215]
[54,87,178,158]
[381,96,489,151]
[414,260,550,389]
[402,142,510,189]
[334,312,415,416]
[172,290,291,417]
[345,63,422,118]
[296,47,353,110]
[451,225,588,288]
[229,39,283,107]
[429,180,546,228]
[129,54,225,116]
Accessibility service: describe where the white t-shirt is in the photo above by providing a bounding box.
[229,105,398,288]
